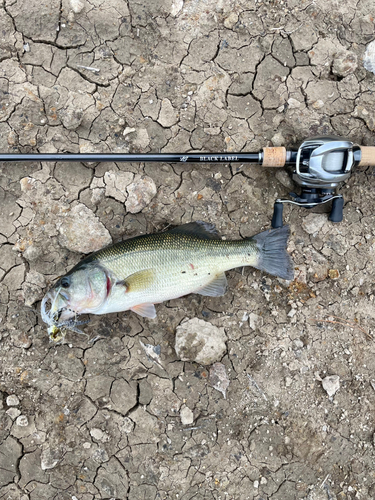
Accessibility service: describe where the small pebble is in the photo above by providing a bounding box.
[322,375,340,398]
[16,415,29,427]
[6,395,20,406]
[180,406,194,425]
[6,407,21,419]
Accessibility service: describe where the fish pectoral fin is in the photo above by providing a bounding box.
[117,269,155,293]
[130,303,157,319]
[196,273,228,297]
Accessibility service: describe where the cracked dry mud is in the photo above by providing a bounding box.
[1,0,375,499]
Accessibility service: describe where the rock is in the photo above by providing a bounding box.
[70,0,85,13]
[90,428,110,442]
[224,12,238,29]
[125,175,157,214]
[58,106,84,130]
[209,362,230,398]
[40,447,61,470]
[157,98,179,127]
[180,406,194,425]
[249,313,263,330]
[175,318,227,365]
[6,407,21,419]
[104,170,134,203]
[271,132,285,147]
[363,40,375,75]
[16,415,29,427]
[170,0,183,16]
[57,203,112,253]
[302,213,326,235]
[23,245,42,262]
[120,417,134,434]
[6,394,20,406]
[275,170,294,189]
[328,269,340,280]
[322,375,340,398]
[332,51,357,77]
[287,97,301,109]
[123,127,136,136]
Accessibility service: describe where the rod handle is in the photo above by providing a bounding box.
[358,146,375,167]
[262,147,287,167]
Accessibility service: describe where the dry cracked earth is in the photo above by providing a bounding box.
[1,0,375,499]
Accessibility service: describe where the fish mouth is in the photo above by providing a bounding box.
[41,287,70,326]
[41,288,90,343]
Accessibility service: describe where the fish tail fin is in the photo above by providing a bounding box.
[251,226,294,281]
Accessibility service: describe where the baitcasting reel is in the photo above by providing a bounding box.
[270,136,362,228]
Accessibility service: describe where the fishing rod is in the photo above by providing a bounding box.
[2,135,374,227]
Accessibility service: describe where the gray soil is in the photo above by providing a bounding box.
[1,0,375,499]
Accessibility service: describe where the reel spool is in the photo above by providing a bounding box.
[271,136,362,228]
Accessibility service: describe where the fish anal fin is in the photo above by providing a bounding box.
[117,269,155,293]
[196,273,228,297]
[168,221,221,240]
[130,303,157,318]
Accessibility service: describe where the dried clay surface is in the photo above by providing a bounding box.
[1,0,375,499]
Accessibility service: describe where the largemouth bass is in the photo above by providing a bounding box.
[41,221,294,341]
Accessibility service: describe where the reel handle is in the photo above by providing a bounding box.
[358,146,375,167]
[271,201,284,228]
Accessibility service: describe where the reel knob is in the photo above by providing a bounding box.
[271,201,284,228]
[329,196,344,223]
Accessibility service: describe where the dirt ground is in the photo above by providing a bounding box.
[1,0,375,499]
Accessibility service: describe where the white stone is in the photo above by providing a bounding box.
[6,395,20,406]
[41,448,60,470]
[58,203,112,254]
[171,0,183,16]
[302,213,326,235]
[180,406,194,425]
[6,408,21,419]
[123,127,136,136]
[224,12,238,29]
[70,0,85,13]
[125,175,157,214]
[322,375,340,398]
[287,97,301,109]
[16,415,29,427]
[175,318,227,365]
[90,428,104,441]
[249,313,263,330]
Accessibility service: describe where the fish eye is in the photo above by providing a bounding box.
[60,277,70,289]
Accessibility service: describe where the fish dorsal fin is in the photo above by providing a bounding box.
[130,303,157,318]
[197,273,228,297]
[117,269,155,293]
[168,221,221,240]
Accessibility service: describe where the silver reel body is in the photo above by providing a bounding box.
[293,136,356,189]
[272,135,360,228]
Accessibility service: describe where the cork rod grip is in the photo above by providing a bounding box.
[262,147,287,167]
[358,146,375,167]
